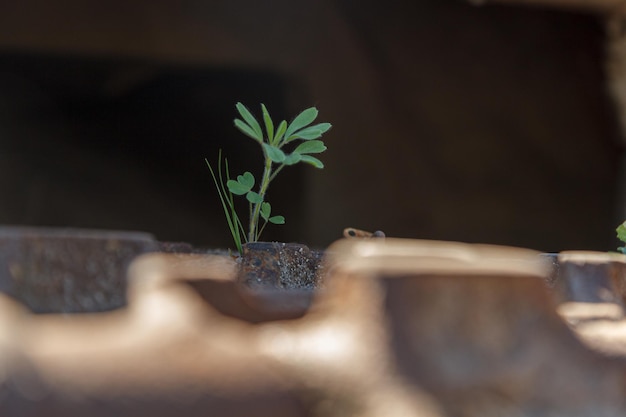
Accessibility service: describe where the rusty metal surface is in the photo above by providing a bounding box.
[3,237,626,415]
[0,253,309,417]
[0,226,159,313]
[272,239,605,417]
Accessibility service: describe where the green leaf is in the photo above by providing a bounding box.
[283,152,302,165]
[227,180,249,195]
[273,120,288,145]
[263,143,286,163]
[269,216,285,225]
[227,180,248,195]
[289,130,321,141]
[235,103,263,141]
[295,140,326,154]
[284,107,318,142]
[261,202,271,220]
[246,191,263,204]
[261,104,274,143]
[239,172,255,188]
[288,123,332,141]
[309,122,332,134]
[300,155,324,169]
[617,221,626,244]
[234,119,262,142]
[227,171,255,195]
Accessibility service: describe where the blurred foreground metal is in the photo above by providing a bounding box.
[1,234,626,416]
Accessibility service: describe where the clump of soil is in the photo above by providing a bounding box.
[239,242,324,290]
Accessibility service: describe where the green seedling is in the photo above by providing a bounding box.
[207,102,331,253]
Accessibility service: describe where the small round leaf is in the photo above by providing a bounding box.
[246,191,263,204]
[238,172,255,188]
[227,171,255,195]
[261,202,271,220]
[269,215,285,225]
[227,181,248,195]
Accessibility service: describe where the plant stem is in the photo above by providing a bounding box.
[269,164,285,183]
[248,156,273,242]
[206,154,244,253]
[257,218,269,239]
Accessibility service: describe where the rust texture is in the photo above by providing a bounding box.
[0,226,159,313]
[2,234,626,415]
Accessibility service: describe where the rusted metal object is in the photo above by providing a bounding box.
[4,235,626,415]
[0,253,307,417]
[0,226,159,313]
[262,239,607,417]
[319,240,625,417]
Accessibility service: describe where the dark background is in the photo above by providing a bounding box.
[0,0,620,252]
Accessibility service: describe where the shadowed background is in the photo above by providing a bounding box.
[0,0,620,252]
